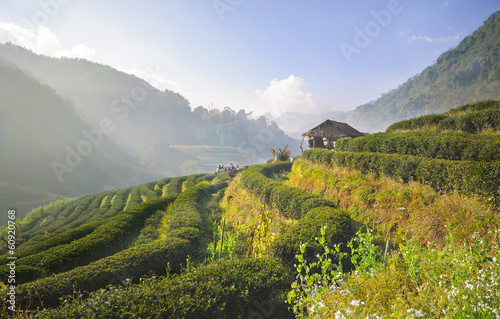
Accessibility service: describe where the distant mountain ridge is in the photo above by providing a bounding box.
[0,61,162,224]
[348,11,500,133]
[0,45,298,222]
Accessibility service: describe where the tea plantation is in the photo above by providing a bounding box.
[1,100,499,318]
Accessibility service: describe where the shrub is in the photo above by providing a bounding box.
[0,197,175,283]
[239,163,335,219]
[35,258,293,318]
[0,220,104,266]
[387,100,500,133]
[336,131,500,161]
[167,182,220,232]
[272,206,355,267]
[12,182,223,310]
[166,177,185,196]
[303,149,500,203]
[15,235,193,309]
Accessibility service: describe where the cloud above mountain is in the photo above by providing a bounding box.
[255,75,317,116]
[0,22,95,60]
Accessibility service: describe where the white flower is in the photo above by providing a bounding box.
[351,299,360,307]
[335,311,346,319]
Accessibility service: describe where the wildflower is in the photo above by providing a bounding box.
[351,299,360,307]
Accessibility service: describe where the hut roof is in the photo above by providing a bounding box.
[302,120,365,140]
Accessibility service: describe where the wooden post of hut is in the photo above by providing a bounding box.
[301,120,365,151]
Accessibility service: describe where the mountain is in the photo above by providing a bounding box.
[348,11,500,133]
[0,45,298,222]
[0,61,163,224]
[0,44,298,158]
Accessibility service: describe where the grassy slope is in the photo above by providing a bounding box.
[1,100,498,317]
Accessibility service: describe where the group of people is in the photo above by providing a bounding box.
[215,164,239,177]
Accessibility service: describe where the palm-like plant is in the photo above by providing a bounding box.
[270,144,291,162]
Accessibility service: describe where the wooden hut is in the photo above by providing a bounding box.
[302,120,365,150]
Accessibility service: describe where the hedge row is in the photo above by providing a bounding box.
[166,182,220,234]
[0,197,173,284]
[194,173,216,184]
[154,177,171,192]
[37,257,292,318]
[14,183,223,310]
[9,196,178,309]
[166,177,185,196]
[303,148,500,203]
[387,100,500,133]
[239,162,334,219]
[15,234,193,309]
[272,206,355,267]
[12,192,107,254]
[0,220,105,265]
[336,131,500,161]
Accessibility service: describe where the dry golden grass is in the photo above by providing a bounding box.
[220,175,294,256]
[286,158,499,245]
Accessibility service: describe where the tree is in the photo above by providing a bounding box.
[270,144,291,162]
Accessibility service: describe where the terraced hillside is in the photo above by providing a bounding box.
[1,100,499,318]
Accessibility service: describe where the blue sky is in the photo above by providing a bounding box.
[0,0,499,117]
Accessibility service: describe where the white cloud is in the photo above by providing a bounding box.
[0,22,95,60]
[255,75,316,116]
[407,34,460,43]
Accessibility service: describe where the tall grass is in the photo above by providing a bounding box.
[220,175,294,257]
[287,158,499,244]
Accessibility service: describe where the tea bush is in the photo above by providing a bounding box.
[336,131,500,161]
[166,182,219,232]
[166,177,185,196]
[14,235,192,309]
[0,197,175,283]
[36,257,293,318]
[303,148,500,203]
[239,163,335,219]
[387,100,500,133]
[0,220,104,264]
[272,206,355,267]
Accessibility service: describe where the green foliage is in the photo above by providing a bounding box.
[166,182,219,233]
[270,144,292,162]
[14,235,192,309]
[33,258,292,318]
[239,162,335,219]
[0,197,173,284]
[287,225,348,317]
[132,210,164,245]
[272,207,354,267]
[349,11,500,132]
[0,220,104,266]
[311,231,500,318]
[194,173,216,184]
[207,220,239,262]
[303,148,500,203]
[336,131,500,161]
[387,100,500,133]
[166,177,185,196]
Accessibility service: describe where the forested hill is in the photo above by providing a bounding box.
[0,44,298,223]
[0,43,298,157]
[0,61,162,225]
[348,11,500,133]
